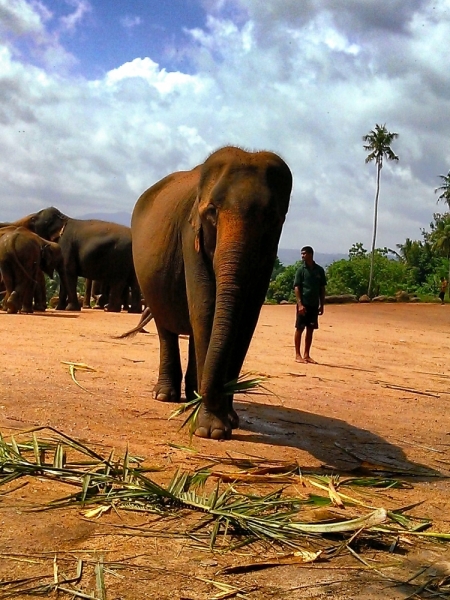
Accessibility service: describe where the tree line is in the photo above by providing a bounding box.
[267,123,450,304]
[268,211,450,303]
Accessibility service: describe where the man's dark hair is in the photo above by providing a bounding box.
[301,246,314,256]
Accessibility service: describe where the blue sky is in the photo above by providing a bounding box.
[1,0,450,252]
[34,0,208,77]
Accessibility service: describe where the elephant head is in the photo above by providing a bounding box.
[40,241,63,279]
[32,207,68,242]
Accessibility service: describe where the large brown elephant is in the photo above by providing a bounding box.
[0,227,66,314]
[132,146,292,440]
[27,208,142,313]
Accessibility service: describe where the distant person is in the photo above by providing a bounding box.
[294,246,327,363]
[439,277,448,305]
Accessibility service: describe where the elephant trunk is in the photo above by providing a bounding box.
[199,221,255,408]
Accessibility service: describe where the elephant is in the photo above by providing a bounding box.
[0,220,47,311]
[0,227,66,314]
[131,146,292,440]
[28,208,142,313]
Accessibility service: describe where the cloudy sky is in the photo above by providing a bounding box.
[1,0,449,253]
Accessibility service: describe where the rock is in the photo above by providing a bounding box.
[280,300,291,305]
[372,295,388,302]
[325,294,358,304]
[395,290,410,302]
[359,294,371,303]
[409,296,421,302]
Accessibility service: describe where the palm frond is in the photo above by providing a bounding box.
[168,374,270,438]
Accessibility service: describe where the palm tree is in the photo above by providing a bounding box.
[431,217,450,291]
[435,170,450,210]
[363,124,399,297]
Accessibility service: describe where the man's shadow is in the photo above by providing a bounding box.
[232,400,441,477]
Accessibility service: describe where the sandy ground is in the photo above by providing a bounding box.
[0,302,449,599]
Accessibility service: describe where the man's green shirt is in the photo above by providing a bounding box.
[294,262,327,307]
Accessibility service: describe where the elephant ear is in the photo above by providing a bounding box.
[188,194,202,254]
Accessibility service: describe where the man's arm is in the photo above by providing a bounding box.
[318,285,325,315]
[294,268,305,314]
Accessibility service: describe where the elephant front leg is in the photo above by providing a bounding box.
[184,336,197,401]
[195,398,232,440]
[60,270,80,311]
[154,327,183,402]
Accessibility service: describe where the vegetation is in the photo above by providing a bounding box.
[362,124,399,298]
[268,213,450,304]
[435,170,450,210]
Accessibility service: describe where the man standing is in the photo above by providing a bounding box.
[294,246,327,363]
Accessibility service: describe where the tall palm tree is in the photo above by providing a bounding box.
[435,170,450,210]
[363,124,399,297]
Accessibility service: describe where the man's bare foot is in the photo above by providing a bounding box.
[303,356,317,364]
[295,355,307,363]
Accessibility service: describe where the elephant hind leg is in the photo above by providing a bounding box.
[6,291,20,314]
[154,327,183,402]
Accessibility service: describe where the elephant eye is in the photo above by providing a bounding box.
[204,204,218,226]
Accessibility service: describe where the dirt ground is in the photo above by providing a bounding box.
[0,302,449,599]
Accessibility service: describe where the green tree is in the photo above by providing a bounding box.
[396,237,435,290]
[363,123,399,297]
[434,170,450,210]
[326,245,407,298]
[266,262,300,304]
[271,256,285,281]
[430,214,450,287]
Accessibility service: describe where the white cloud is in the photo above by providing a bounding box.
[120,15,142,30]
[59,0,91,32]
[0,0,449,254]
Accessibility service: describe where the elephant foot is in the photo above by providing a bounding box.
[105,305,121,312]
[194,404,232,440]
[128,306,142,314]
[82,305,92,309]
[229,407,240,429]
[34,304,47,312]
[21,306,34,314]
[153,382,180,403]
[65,303,81,311]
[6,292,19,314]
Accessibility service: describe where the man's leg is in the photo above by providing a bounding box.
[303,326,316,363]
[295,328,304,362]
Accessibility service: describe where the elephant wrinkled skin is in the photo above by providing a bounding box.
[132,146,292,440]
[0,227,65,314]
[29,208,142,313]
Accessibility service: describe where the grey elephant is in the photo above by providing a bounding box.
[26,208,141,313]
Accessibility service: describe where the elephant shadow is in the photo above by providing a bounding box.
[232,400,440,477]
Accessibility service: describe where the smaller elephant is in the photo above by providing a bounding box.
[0,227,65,314]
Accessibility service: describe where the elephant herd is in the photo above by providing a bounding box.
[2,147,293,440]
[0,207,142,314]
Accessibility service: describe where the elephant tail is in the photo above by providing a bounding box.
[115,306,153,339]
